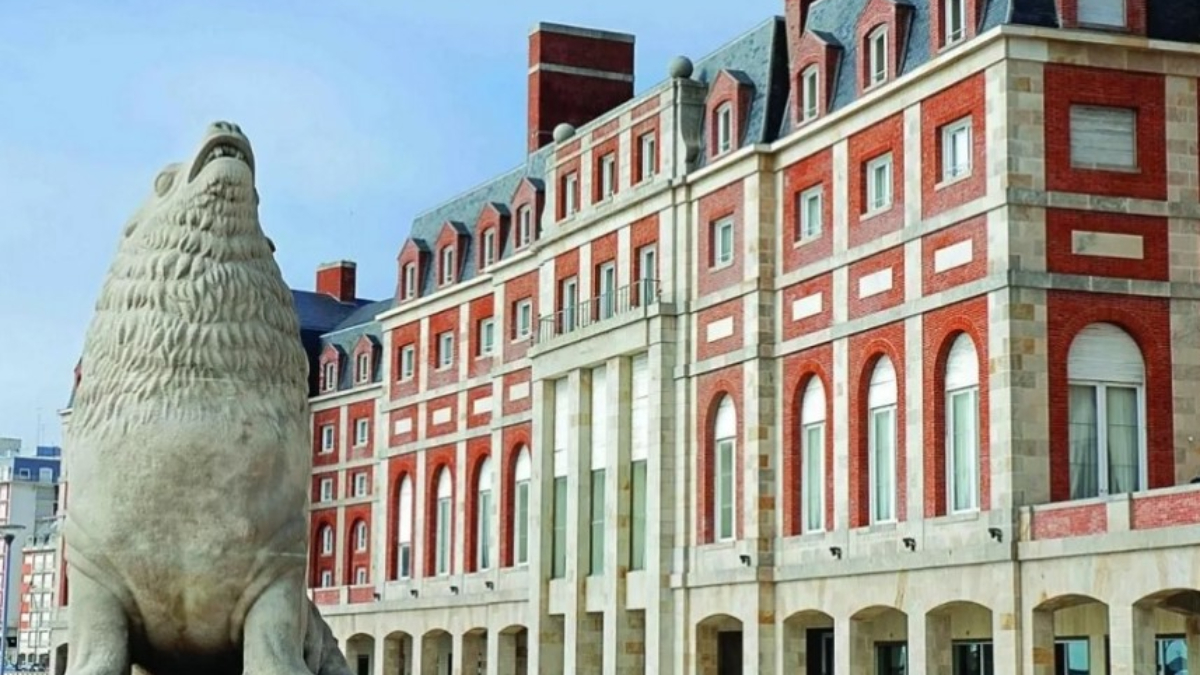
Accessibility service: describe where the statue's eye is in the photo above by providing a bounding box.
[154,170,176,197]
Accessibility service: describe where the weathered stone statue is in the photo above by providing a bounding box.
[64,122,352,675]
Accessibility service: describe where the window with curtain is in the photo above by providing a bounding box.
[397,475,413,578]
[1067,323,1145,499]
[513,447,531,566]
[800,376,827,533]
[868,357,898,524]
[435,468,452,576]
[476,457,493,571]
[714,396,737,541]
[945,334,981,513]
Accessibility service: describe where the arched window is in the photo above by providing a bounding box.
[320,525,334,556]
[354,520,368,552]
[434,468,453,576]
[868,357,898,524]
[397,475,413,579]
[800,377,827,533]
[713,396,737,541]
[945,334,980,513]
[513,447,532,566]
[476,457,493,571]
[1068,323,1145,499]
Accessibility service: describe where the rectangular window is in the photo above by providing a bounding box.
[803,423,825,532]
[354,472,368,497]
[403,264,416,299]
[320,570,333,588]
[518,206,533,247]
[638,245,658,306]
[598,262,617,320]
[354,418,369,447]
[437,332,454,369]
[942,118,973,182]
[590,469,606,575]
[1078,0,1126,27]
[322,362,336,392]
[948,387,979,512]
[952,641,994,675]
[320,425,335,453]
[1156,635,1187,675]
[561,277,578,333]
[1068,383,1143,499]
[802,67,819,121]
[516,299,533,340]
[717,104,733,154]
[355,567,367,586]
[716,438,735,541]
[600,153,615,199]
[355,353,370,384]
[945,0,967,44]
[639,132,657,182]
[320,478,333,502]
[807,629,835,675]
[400,345,415,380]
[1070,105,1137,170]
[869,29,888,86]
[478,318,495,356]
[436,496,451,575]
[630,460,647,570]
[798,186,823,241]
[551,476,568,578]
[515,479,530,565]
[564,173,578,216]
[477,488,491,571]
[1055,638,1089,674]
[482,230,495,269]
[866,153,894,213]
[875,642,907,675]
[869,405,897,524]
[713,217,734,268]
[440,247,455,285]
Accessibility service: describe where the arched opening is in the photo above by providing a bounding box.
[711,396,737,542]
[463,628,489,675]
[943,333,981,514]
[384,630,414,675]
[475,456,494,571]
[421,629,453,675]
[433,467,453,576]
[1031,594,1110,675]
[925,601,993,675]
[499,625,530,675]
[53,644,68,675]
[345,634,375,675]
[696,614,744,675]
[783,609,834,674]
[850,605,907,675]
[1132,589,1200,674]
[798,376,828,534]
[867,356,899,525]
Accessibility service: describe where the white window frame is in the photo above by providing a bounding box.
[945,334,981,514]
[354,418,369,447]
[868,357,898,525]
[476,457,493,571]
[713,217,735,268]
[1077,0,1127,27]
[868,26,889,86]
[941,118,973,183]
[562,277,579,333]
[600,153,616,199]
[639,132,657,182]
[355,352,370,384]
[397,475,413,579]
[518,205,533,247]
[1070,105,1138,171]
[515,299,533,340]
[437,331,454,370]
[400,345,415,381]
[321,526,334,555]
[802,65,820,121]
[638,245,658,306]
[716,103,734,154]
[435,469,452,576]
[801,377,827,533]
[403,263,416,299]
[714,396,737,542]
[320,570,333,588]
[354,472,368,497]
[514,447,532,566]
[440,246,455,286]
[479,318,495,357]
[320,425,335,454]
[319,478,333,502]
[481,229,495,269]
[564,173,578,217]
[798,186,823,241]
[354,567,368,586]
[598,262,617,321]
[354,521,368,552]
[322,362,336,393]
[945,0,967,45]
[866,153,894,214]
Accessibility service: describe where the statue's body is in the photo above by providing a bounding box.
[64,122,350,675]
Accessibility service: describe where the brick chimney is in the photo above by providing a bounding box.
[527,23,636,152]
[316,261,357,303]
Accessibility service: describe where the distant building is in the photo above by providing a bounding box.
[17,518,57,671]
[0,440,60,659]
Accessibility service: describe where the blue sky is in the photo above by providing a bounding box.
[0,0,778,448]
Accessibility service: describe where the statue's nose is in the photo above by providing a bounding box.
[208,121,244,136]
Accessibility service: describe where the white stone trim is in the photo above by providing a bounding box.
[1071,231,1144,260]
[791,293,824,322]
[858,268,894,299]
[705,317,735,342]
[934,239,975,273]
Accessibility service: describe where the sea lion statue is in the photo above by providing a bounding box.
[64,122,352,675]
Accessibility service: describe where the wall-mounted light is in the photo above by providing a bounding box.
[902,537,917,551]
[738,554,752,567]
[829,546,842,559]
[409,589,419,598]
[485,581,495,590]
[988,527,1003,542]
[450,585,460,595]
[372,592,381,601]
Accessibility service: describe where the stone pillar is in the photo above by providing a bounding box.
[992,609,1021,675]
[565,370,602,675]
[527,379,565,675]
[375,637,389,675]
[603,356,643,675]
[1186,616,1200,675]
[922,612,952,675]
[1108,604,1155,675]
[492,629,518,675]
[1028,609,1055,675]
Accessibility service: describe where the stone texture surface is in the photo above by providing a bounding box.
[63,123,351,675]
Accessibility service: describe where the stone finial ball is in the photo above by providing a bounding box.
[553,123,576,143]
[668,56,694,79]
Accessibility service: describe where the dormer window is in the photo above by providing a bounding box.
[945,0,967,45]
[801,66,820,122]
[355,352,370,384]
[868,26,889,87]
[517,206,533,248]
[440,247,455,286]
[1078,0,1126,28]
[716,103,733,155]
[402,263,417,300]
[481,230,495,270]
[322,362,337,393]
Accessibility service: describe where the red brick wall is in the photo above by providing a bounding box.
[922,296,991,516]
[423,445,456,578]
[501,423,533,567]
[426,307,461,389]
[781,344,835,536]
[434,222,465,288]
[343,503,372,585]
[529,30,634,72]
[696,298,745,360]
[591,136,620,204]
[463,437,492,573]
[591,231,619,314]
[313,471,337,503]
[395,240,427,302]
[781,273,833,342]
[351,336,375,386]
[504,272,538,361]
[385,453,417,580]
[389,322,421,401]
[632,94,661,121]
[555,248,581,321]
[697,180,745,296]
[346,466,373,499]
[1031,503,1107,539]
[856,0,911,94]
[921,74,987,218]
[790,32,840,125]
[528,73,633,154]
[313,409,340,467]
[1055,0,1147,34]
[503,368,533,416]
[782,148,834,273]
[590,117,620,143]
[930,0,983,49]
[1044,65,1166,201]
[468,294,495,379]
[707,72,754,159]
[348,587,375,604]
[631,214,660,305]
[425,392,459,439]
[510,179,545,248]
[849,114,906,247]
[466,384,494,429]
[1046,291,1174,501]
[848,322,907,527]
[921,216,988,294]
[1131,490,1200,530]
[848,246,906,320]
[346,400,375,461]
[317,262,356,302]
[475,205,505,270]
[388,406,417,447]
[318,345,340,393]
[696,365,745,543]
[309,509,337,588]
[1045,209,1169,281]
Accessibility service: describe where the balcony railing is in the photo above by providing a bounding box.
[535,278,661,345]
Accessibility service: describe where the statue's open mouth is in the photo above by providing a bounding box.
[189,133,255,182]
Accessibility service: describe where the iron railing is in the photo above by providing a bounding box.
[535,278,661,345]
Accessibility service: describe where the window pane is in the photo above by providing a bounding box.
[1056,638,1090,674]
[631,460,647,570]
[552,477,567,578]
[478,490,491,570]
[1070,106,1136,169]
[1078,0,1126,26]
[1106,386,1140,494]
[871,408,895,522]
[436,497,450,574]
[591,469,606,574]
[950,388,979,512]
[718,439,735,539]
[1068,385,1100,499]
[804,424,824,531]
[516,481,530,564]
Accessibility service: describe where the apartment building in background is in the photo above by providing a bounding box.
[0,443,60,662]
[18,517,59,671]
[50,0,1200,673]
